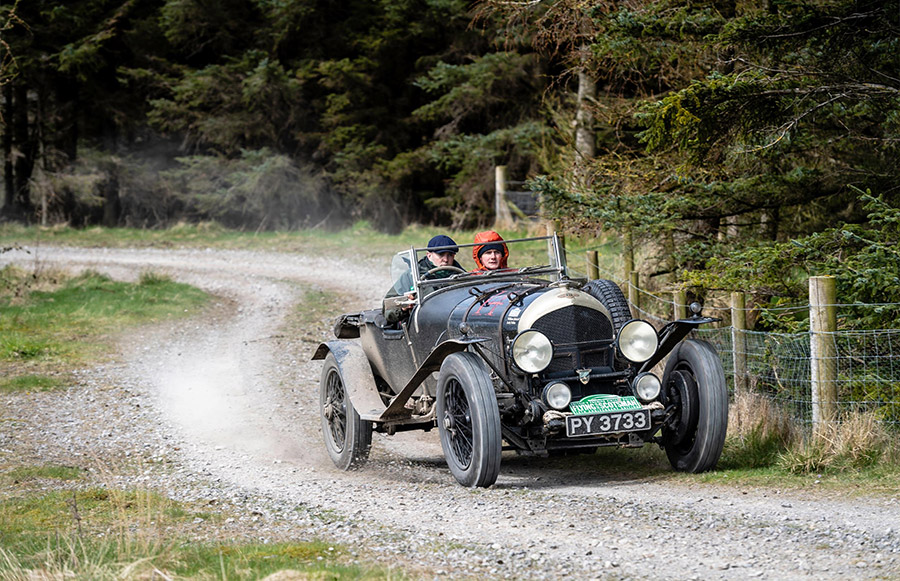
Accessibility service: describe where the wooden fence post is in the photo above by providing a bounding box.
[586,250,599,280]
[674,290,687,320]
[810,276,838,433]
[494,165,514,230]
[732,291,748,396]
[628,271,639,318]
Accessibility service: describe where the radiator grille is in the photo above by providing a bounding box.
[531,305,613,344]
[531,305,614,374]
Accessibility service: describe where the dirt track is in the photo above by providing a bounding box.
[3,245,900,580]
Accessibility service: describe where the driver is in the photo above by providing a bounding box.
[384,234,462,323]
[419,235,462,279]
[472,230,509,272]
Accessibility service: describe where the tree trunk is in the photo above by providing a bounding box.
[3,82,35,221]
[2,83,12,210]
[760,207,778,240]
[14,84,34,213]
[102,162,121,227]
[54,75,78,163]
[574,54,596,162]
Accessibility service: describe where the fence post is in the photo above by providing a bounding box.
[810,276,838,433]
[674,290,687,320]
[628,271,639,318]
[586,250,599,280]
[732,291,748,396]
[494,165,514,229]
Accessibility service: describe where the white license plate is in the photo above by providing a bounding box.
[566,409,651,437]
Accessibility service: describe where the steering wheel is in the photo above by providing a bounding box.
[425,265,467,276]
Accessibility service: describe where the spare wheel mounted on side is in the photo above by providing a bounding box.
[582,279,633,332]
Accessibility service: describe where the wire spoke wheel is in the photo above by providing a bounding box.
[664,369,699,455]
[436,352,502,487]
[444,378,475,468]
[323,367,348,452]
[319,352,372,470]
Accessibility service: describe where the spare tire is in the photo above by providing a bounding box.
[583,279,632,332]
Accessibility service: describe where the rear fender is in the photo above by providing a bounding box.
[312,341,387,420]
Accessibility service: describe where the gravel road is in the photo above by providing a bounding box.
[2,245,899,580]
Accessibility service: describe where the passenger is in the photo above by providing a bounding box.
[472,230,509,272]
[419,235,463,280]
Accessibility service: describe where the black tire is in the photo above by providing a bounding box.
[436,352,502,487]
[583,279,632,331]
[661,340,728,473]
[320,352,372,470]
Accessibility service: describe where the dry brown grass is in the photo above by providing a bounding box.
[728,390,796,446]
[0,265,72,305]
[779,410,896,473]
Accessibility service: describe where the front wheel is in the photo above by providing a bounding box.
[661,339,728,473]
[320,352,372,470]
[436,352,502,487]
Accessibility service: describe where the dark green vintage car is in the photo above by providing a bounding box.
[312,234,727,487]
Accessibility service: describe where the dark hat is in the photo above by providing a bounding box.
[477,242,504,258]
[427,235,458,254]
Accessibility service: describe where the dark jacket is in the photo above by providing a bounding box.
[418,255,463,280]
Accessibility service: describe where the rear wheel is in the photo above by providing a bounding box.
[320,352,372,470]
[436,353,502,487]
[661,340,728,473]
[583,279,632,331]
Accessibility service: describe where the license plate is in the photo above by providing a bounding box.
[566,409,651,437]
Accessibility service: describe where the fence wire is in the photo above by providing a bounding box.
[634,302,900,430]
[579,241,900,428]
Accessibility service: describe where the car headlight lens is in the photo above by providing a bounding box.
[511,330,553,373]
[617,320,659,363]
[633,372,661,402]
[543,382,572,410]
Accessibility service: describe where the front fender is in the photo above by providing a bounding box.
[311,341,387,421]
[638,315,720,374]
[379,337,486,420]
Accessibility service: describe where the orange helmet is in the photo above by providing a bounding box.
[472,230,509,270]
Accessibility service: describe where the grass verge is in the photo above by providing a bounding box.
[0,482,398,580]
[703,391,900,494]
[0,266,208,388]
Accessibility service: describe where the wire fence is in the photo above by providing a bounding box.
[570,250,900,429]
[632,285,900,429]
[694,327,900,428]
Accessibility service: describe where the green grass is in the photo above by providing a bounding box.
[3,464,85,484]
[693,462,900,497]
[0,486,399,580]
[0,267,208,376]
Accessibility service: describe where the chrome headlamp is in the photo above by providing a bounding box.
[542,381,572,410]
[632,372,661,402]
[616,320,659,363]
[511,329,553,374]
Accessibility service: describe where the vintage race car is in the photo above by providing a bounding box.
[312,234,728,487]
